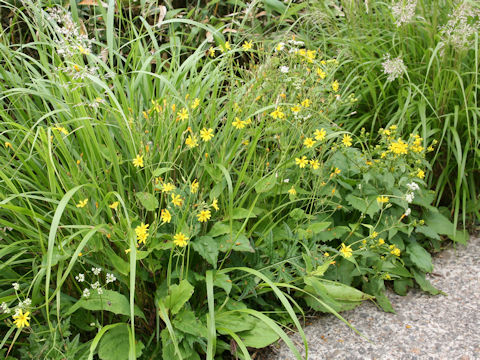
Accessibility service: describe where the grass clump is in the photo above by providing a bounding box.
[0,1,472,359]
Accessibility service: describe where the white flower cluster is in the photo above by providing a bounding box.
[279,66,290,73]
[382,54,406,82]
[391,0,417,27]
[439,2,480,52]
[404,181,420,216]
[76,268,116,298]
[1,302,10,314]
[46,6,93,59]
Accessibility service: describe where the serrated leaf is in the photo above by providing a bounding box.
[172,310,206,337]
[207,222,230,237]
[406,242,433,273]
[191,236,219,267]
[307,221,331,234]
[135,192,158,211]
[217,233,254,253]
[161,280,195,316]
[213,272,232,294]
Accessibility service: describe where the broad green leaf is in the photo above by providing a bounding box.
[238,320,280,348]
[229,207,257,219]
[135,192,158,211]
[412,269,442,295]
[406,243,433,273]
[207,222,230,237]
[173,309,206,337]
[191,236,219,267]
[307,221,331,234]
[213,272,232,294]
[416,225,441,241]
[255,174,276,193]
[152,167,171,177]
[215,312,255,334]
[66,290,145,319]
[305,277,373,302]
[98,324,144,360]
[393,279,414,296]
[162,280,194,315]
[218,233,254,253]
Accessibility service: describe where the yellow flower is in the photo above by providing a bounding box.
[295,156,308,168]
[270,107,285,119]
[324,252,330,257]
[12,309,30,329]
[160,209,172,223]
[417,169,425,179]
[291,104,301,113]
[275,43,285,51]
[242,40,253,50]
[232,118,246,129]
[161,182,176,193]
[301,99,311,107]
[197,209,211,222]
[310,159,320,170]
[135,222,149,245]
[288,186,297,195]
[4,142,12,149]
[109,201,119,210]
[208,47,215,57]
[220,41,231,52]
[171,193,183,207]
[191,98,200,109]
[190,179,199,193]
[177,107,189,121]
[332,80,339,92]
[370,231,378,239]
[342,134,352,147]
[200,128,214,142]
[53,126,69,135]
[76,198,88,208]
[378,238,385,245]
[389,138,408,155]
[377,196,389,204]
[314,128,326,141]
[303,137,315,148]
[339,243,353,258]
[133,154,144,168]
[78,45,90,55]
[211,198,219,211]
[390,247,401,256]
[316,67,326,79]
[185,135,199,148]
[173,232,189,247]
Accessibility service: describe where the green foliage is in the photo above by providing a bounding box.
[0,0,469,359]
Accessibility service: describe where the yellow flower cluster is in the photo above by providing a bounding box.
[340,243,353,258]
[135,222,149,245]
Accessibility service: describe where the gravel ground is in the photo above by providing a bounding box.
[269,237,480,360]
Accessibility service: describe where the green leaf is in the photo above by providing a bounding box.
[218,233,254,253]
[98,324,144,360]
[406,243,433,273]
[191,236,219,267]
[416,225,441,240]
[255,174,276,193]
[229,207,257,219]
[207,222,230,237]
[213,272,232,294]
[152,167,171,177]
[105,248,129,275]
[172,309,206,337]
[307,221,331,234]
[238,320,280,348]
[162,280,195,316]
[66,290,145,319]
[305,277,373,302]
[135,192,158,211]
[215,312,255,334]
[412,269,442,295]
[346,194,378,217]
[393,279,414,296]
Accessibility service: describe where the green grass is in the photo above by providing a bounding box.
[0,0,476,359]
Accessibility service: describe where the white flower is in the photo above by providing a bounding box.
[106,273,116,284]
[82,288,91,298]
[404,208,412,217]
[407,182,420,191]
[97,287,104,295]
[405,192,415,203]
[283,179,290,183]
[18,301,24,309]
[75,273,85,282]
[382,54,406,82]
[91,281,100,290]
[289,47,299,54]
[279,66,289,73]
[14,308,21,317]
[391,0,417,27]
[92,267,102,275]
[12,283,19,291]
[23,298,31,307]
[1,302,9,314]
